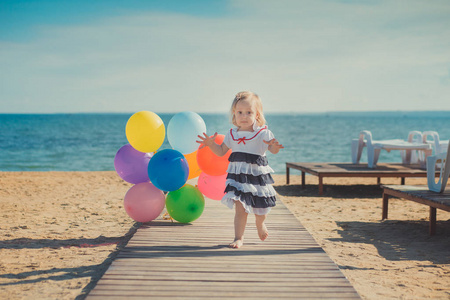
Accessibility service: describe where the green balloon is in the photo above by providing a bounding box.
[166,184,205,223]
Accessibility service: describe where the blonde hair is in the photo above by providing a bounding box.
[230,91,266,127]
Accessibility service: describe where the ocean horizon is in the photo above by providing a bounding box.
[1,111,449,174]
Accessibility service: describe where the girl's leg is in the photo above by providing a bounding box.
[229,201,248,248]
[255,213,269,241]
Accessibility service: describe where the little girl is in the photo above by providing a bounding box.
[197,91,283,248]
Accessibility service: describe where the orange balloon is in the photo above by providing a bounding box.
[197,134,231,176]
[184,151,202,180]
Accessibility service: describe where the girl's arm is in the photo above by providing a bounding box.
[196,132,230,157]
[264,138,284,154]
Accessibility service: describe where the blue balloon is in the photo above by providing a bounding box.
[148,149,189,191]
[167,111,206,154]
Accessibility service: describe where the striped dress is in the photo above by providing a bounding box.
[222,125,277,215]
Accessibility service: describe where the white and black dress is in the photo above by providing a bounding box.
[222,125,277,215]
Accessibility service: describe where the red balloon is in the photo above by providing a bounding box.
[197,134,231,176]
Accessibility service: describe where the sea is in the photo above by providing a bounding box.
[1,112,449,174]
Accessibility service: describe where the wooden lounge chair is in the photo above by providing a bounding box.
[351,130,432,168]
[381,141,450,235]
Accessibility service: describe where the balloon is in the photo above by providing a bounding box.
[197,172,227,200]
[148,149,189,191]
[166,184,205,223]
[197,134,231,176]
[126,111,165,153]
[114,144,152,184]
[184,151,202,180]
[167,111,207,154]
[123,182,165,222]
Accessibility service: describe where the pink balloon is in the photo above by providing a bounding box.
[124,182,165,222]
[197,172,227,200]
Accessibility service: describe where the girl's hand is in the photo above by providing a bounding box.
[264,138,284,154]
[196,132,218,149]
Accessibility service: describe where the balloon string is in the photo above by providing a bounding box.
[162,212,173,222]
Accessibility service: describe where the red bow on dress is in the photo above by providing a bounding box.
[236,138,247,144]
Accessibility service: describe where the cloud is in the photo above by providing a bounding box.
[1,0,450,113]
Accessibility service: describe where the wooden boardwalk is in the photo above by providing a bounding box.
[87,199,360,299]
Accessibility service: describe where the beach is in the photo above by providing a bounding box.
[0,172,449,299]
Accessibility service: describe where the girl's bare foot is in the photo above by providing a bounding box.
[256,222,269,241]
[229,239,243,248]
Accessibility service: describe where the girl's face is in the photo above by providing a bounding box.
[234,99,258,131]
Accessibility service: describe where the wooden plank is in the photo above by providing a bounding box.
[88,286,358,293]
[105,265,344,272]
[87,292,360,299]
[87,278,353,287]
[98,272,350,281]
[86,199,360,299]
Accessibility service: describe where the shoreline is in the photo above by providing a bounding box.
[0,172,449,299]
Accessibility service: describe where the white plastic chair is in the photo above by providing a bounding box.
[422,131,450,155]
[400,130,425,165]
[427,140,450,193]
[351,130,432,168]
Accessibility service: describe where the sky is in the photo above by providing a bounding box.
[1,0,450,114]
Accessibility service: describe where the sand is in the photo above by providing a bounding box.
[0,171,449,299]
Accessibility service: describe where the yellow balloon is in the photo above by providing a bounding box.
[126,111,165,153]
[184,150,202,180]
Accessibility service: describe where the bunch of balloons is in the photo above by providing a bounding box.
[114,111,231,224]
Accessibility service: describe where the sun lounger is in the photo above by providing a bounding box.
[381,185,450,235]
[351,130,432,168]
[285,162,432,195]
[381,141,450,235]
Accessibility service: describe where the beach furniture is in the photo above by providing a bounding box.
[381,142,450,235]
[426,140,450,193]
[381,185,450,235]
[351,130,432,168]
[87,199,361,299]
[422,131,450,155]
[285,162,433,195]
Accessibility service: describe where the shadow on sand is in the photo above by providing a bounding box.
[329,220,450,265]
[0,223,140,300]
